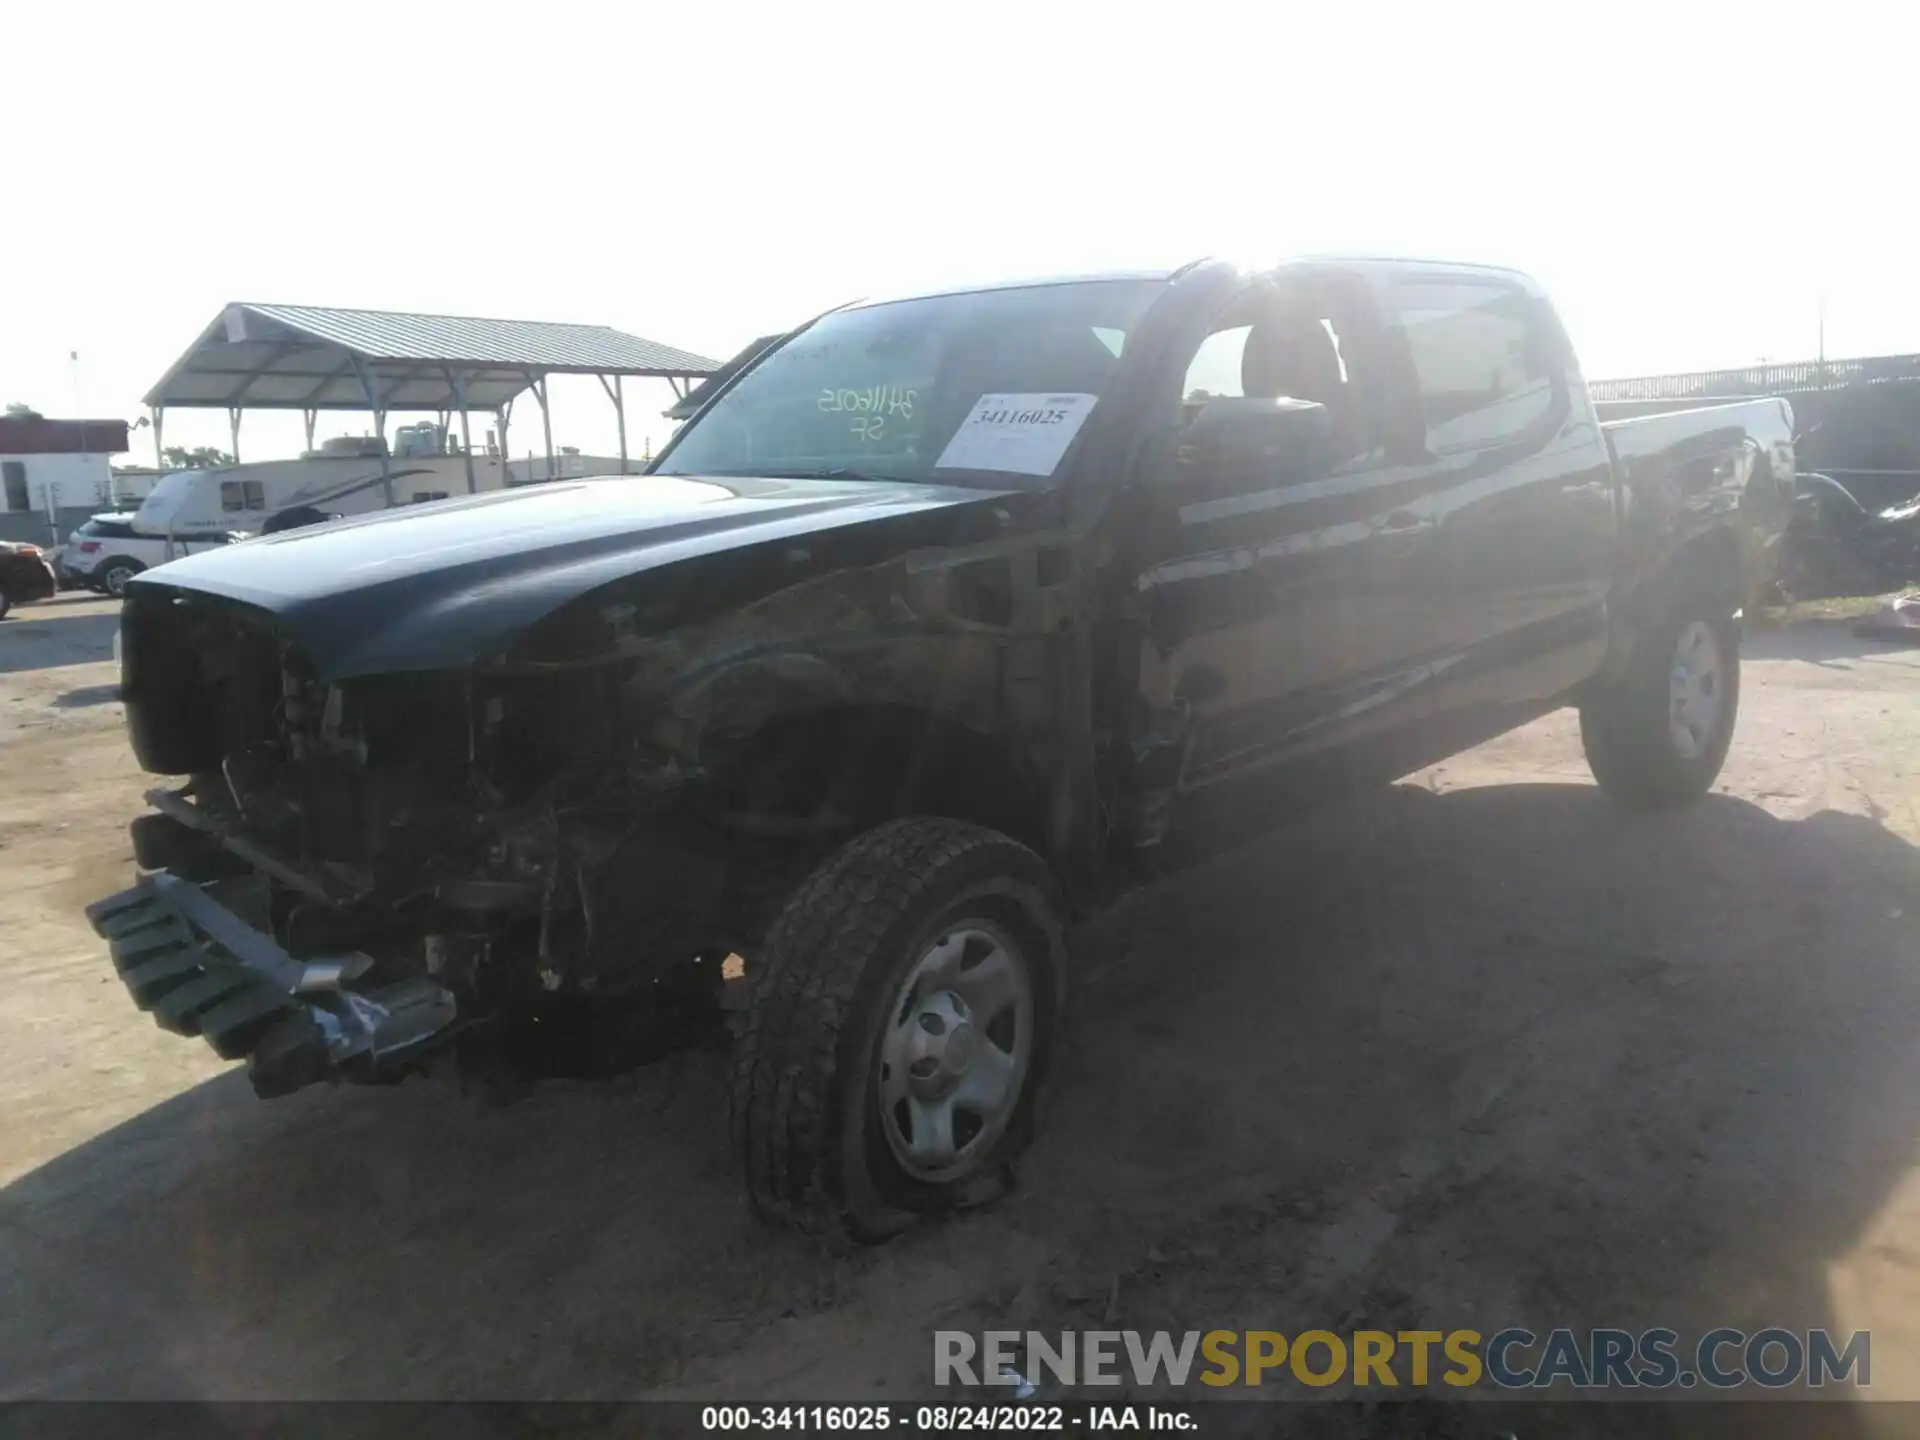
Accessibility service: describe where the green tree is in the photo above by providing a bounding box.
[3,402,44,420]
[161,445,236,469]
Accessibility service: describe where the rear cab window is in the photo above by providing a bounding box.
[1390,275,1564,454]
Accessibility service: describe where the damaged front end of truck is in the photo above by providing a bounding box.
[90,478,1089,1099]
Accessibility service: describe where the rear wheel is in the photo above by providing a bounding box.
[0,590,12,621]
[98,559,141,599]
[1581,594,1740,810]
[729,817,1066,1243]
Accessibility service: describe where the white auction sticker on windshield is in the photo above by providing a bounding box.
[934,393,1099,476]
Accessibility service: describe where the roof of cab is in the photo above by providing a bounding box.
[1285,252,1530,274]
[1279,254,1545,290]
[846,264,1206,310]
[842,254,1540,311]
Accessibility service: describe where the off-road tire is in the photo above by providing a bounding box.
[99,559,141,599]
[1580,592,1740,810]
[729,817,1067,1244]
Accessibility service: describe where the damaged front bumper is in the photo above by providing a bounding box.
[86,870,459,1098]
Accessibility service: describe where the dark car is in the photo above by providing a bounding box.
[0,540,58,619]
[1778,471,1920,598]
[89,257,1793,1241]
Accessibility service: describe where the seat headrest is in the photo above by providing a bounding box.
[1242,315,1344,403]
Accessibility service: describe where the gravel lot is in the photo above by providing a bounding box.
[3,592,1918,1435]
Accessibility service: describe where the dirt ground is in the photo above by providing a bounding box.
[3,592,1919,1432]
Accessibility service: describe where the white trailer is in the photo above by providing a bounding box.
[134,451,512,538]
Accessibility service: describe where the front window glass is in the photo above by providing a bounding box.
[1183,325,1252,403]
[656,280,1162,488]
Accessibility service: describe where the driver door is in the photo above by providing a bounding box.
[1131,267,1449,829]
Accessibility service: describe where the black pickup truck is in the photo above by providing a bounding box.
[92,257,1794,1241]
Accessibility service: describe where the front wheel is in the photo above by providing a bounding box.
[1580,597,1740,810]
[729,817,1067,1243]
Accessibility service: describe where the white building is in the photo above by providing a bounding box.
[0,416,131,544]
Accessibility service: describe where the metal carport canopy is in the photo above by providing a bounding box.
[143,302,720,480]
[147,303,718,411]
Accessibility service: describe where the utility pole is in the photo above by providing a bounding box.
[1817,295,1827,388]
[67,350,83,546]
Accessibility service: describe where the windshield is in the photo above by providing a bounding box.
[655,279,1163,488]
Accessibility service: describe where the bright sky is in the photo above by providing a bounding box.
[3,1,1909,463]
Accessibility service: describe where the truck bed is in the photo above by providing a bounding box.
[1600,397,1795,488]
[1599,396,1797,601]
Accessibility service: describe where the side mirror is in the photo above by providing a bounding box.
[1176,397,1335,493]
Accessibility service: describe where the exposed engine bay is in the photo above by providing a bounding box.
[101,587,800,1097]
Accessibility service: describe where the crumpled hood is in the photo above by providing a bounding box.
[130,474,1006,679]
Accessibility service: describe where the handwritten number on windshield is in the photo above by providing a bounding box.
[820,386,918,443]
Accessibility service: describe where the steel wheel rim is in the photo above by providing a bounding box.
[1669,621,1724,761]
[877,918,1034,1183]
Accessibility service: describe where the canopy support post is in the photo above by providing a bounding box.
[542,379,554,479]
[525,371,554,481]
[348,356,394,505]
[443,369,477,493]
[301,408,318,454]
[596,372,629,474]
[227,406,243,464]
[458,407,476,489]
[375,409,390,497]
[150,405,165,471]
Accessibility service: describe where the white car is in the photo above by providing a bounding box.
[57,514,247,599]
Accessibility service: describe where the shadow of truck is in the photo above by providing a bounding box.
[3,783,1916,1436]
